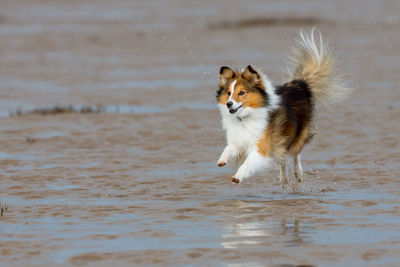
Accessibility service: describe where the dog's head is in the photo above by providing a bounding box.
[216,65,268,118]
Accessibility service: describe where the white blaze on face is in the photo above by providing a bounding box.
[228,80,239,105]
[226,79,244,116]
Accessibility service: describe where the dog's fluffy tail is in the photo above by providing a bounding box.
[288,29,353,105]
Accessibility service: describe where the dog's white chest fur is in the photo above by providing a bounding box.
[219,106,268,154]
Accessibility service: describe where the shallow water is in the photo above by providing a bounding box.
[1,0,400,266]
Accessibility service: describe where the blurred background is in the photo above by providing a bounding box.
[1,0,398,112]
[1,0,399,266]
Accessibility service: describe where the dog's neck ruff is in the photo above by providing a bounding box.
[220,106,269,153]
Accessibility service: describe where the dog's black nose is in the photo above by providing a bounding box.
[226,101,233,108]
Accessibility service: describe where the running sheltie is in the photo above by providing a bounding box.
[216,29,352,186]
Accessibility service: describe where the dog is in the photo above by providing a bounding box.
[216,29,352,186]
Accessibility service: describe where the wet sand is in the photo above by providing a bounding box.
[1,0,400,266]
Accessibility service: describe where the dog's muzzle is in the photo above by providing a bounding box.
[229,105,242,114]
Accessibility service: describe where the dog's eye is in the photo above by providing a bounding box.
[227,91,231,96]
[239,91,245,96]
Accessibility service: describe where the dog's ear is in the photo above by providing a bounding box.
[219,66,235,87]
[242,65,261,84]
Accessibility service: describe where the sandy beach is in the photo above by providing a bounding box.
[1,0,400,266]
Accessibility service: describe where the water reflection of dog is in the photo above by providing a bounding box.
[279,218,303,246]
[221,218,304,249]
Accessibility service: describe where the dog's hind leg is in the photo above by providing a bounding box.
[294,154,303,182]
[289,126,311,183]
[279,161,288,187]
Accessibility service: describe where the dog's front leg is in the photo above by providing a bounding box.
[231,152,273,183]
[217,145,238,167]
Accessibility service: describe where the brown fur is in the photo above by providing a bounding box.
[256,80,314,160]
[218,91,229,105]
[289,126,311,156]
[256,128,272,157]
[227,80,267,109]
[256,109,299,163]
[217,65,268,108]
[241,89,266,109]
